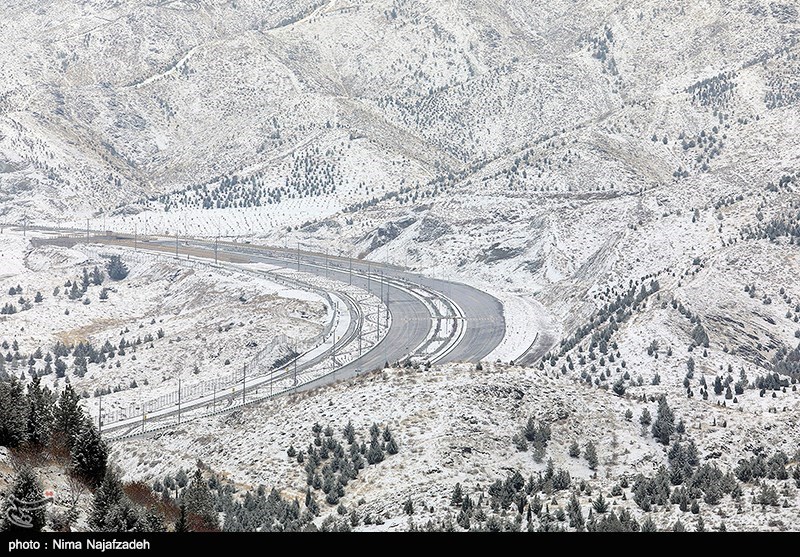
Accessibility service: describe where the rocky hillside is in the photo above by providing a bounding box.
[1,1,795,229]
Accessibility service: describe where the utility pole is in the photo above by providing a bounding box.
[98,394,102,433]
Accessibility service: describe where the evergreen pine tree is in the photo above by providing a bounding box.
[451,483,463,506]
[305,489,320,516]
[182,469,218,530]
[343,420,356,445]
[325,483,340,505]
[366,438,384,465]
[52,384,84,449]
[106,256,129,281]
[89,469,125,531]
[174,503,188,532]
[175,469,189,489]
[713,376,723,396]
[651,396,675,445]
[585,441,599,470]
[523,417,537,442]
[641,516,657,532]
[567,493,584,529]
[103,498,137,532]
[134,508,166,532]
[568,440,580,458]
[1,466,45,531]
[592,494,609,513]
[69,282,81,300]
[54,358,67,378]
[385,433,399,455]
[73,354,88,378]
[456,508,470,530]
[0,379,29,447]
[82,268,90,292]
[91,266,104,286]
[71,422,108,487]
[26,377,52,446]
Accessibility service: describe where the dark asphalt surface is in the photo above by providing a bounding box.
[25,229,507,428]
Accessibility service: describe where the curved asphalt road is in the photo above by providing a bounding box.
[172,238,506,373]
[22,228,507,437]
[26,228,506,392]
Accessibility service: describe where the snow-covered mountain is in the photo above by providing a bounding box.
[4,1,798,304]
[1,0,800,533]
[1,0,794,224]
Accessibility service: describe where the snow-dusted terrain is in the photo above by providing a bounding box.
[0,0,799,533]
[111,360,800,532]
[0,230,328,423]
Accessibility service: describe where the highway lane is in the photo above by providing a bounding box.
[198,243,436,385]
[159,239,505,397]
[410,276,505,363]
[24,228,506,366]
[104,238,443,435]
[19,228,508,437]
[137,237,504,374]
[26,229,506,394]
[199,240,506,363]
